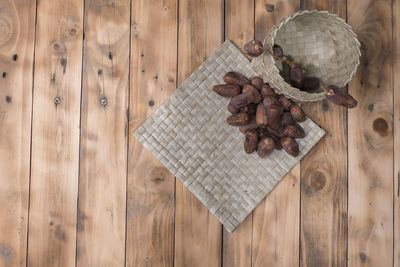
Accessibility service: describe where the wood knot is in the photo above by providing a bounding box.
[310,172,326,191]
[54,96,61,105]
[60,15,80,41]
[2,72,6,78]
[266,3,275,12]
[5,96,12,103]
[12,54,17,61]
[0,15,13,47]
[100,97,107,106]
[62,27,79,41]
[60,57,67,73]
[55,225,66,241]
[150,167,166,184]
[148,100,154,107]
[359,252,367,262]
[51,41,66,56]
[373,118,389,136]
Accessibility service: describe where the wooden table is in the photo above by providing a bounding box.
[0,0,398,266]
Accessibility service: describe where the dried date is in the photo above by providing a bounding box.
[227,113,249,126]
[324,85,357,108]
[257,137,275,158]
[251,76,264,89]
[290,104,306,122]
[230,91,254,109]
[281,137,299,157]
[242,84,261,103]
[244,40,264,57]
[244,129,258,153]
[223,71,250,87]
[283,124,305,138]
[212,84,241,97]
[256,103,268,127]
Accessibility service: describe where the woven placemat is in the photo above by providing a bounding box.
[134,40,325,232]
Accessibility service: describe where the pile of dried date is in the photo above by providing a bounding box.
[213,72,307,158]
[244,40,358,108]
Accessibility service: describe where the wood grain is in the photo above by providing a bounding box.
[299,1,348,267]
[252,1,300,266]
[126,0,177,266]
[0,0,36,266]
[173,1,223,266]
[76,0,130,265]
[393,1,400,266]
[27,0,84,266]
[347,0,394,266]
[222,0,254,266]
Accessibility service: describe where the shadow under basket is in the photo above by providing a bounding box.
[251,10,361,102]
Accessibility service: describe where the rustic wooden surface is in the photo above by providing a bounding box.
[0,0,398,266]
[300,1,348,266]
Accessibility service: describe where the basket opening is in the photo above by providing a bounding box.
[273,11,360,91]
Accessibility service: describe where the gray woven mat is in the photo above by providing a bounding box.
[134,40,325,232]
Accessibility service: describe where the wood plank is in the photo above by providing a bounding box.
[222,0,254,266]
[252,1,300,266]
[299,1,348,267]
[394,1,400,265]
[0,0,36,265]
[76,0,130,265]
[347,0,394,266]
[173,0,223,266]
[27,0,84,266]
[126,0,177,266]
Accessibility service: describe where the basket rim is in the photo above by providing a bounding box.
[262,10,361,102]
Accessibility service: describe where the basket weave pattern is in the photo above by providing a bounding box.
[251,10,361,102]
[135,41,325,232]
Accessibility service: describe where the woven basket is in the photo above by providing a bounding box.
[251,10,361,102]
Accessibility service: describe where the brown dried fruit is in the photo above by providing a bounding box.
[261,84,276,98]
[280,111,294,126]
[278,95,293,110]
[281,137,299,157]
[256,103,268,127]
[257,137,275,158]
[240,103,258,115]
[244,129,258,154]
[324,85,357,108]
[273,44,284,59]
[270,135,283,150]
[224,71,250,87]
[267,124,285,138]
[289,66,303,88]
[242,84,261,103]
[212,84,241,97]
[281,59,291,83]
[251,76,264,89]
[283,124,305,138]
[239,117,258,133]
[263,95,280,108]
[227,112,249,126]
[290,104,306,122]
[266,104,283,126]
[302,77,320,92]
[228,101,239,114]
[244,40,264,57]
[230,91,254,109]
[259,128,282,150]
